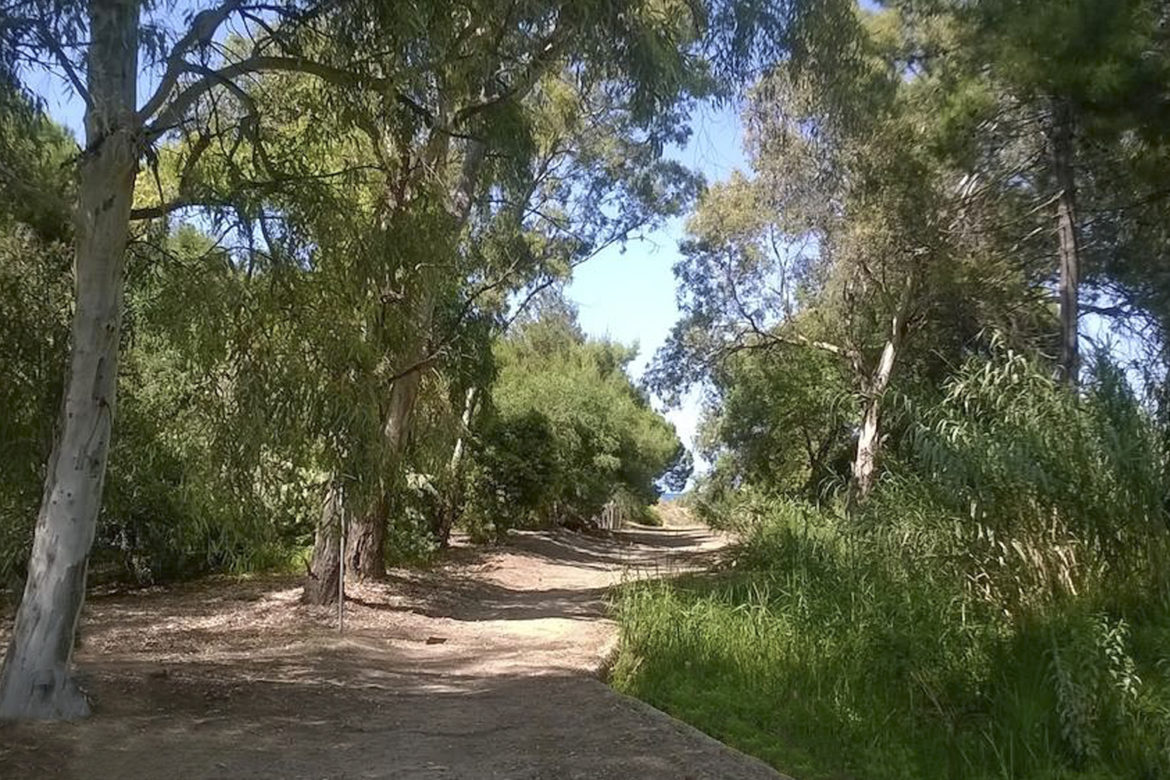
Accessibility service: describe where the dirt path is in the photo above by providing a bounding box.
[0,524,786,779]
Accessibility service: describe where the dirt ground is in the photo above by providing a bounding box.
[0,524,787,779]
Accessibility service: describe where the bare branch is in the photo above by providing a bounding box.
[138,0,247,123]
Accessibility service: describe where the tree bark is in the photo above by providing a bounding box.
[338,139,484,572]
[302,486,343,605]
[851,278,914,501]
[0,0,140,720]
[345,497,388,581]
[1050,99,1080,386]
[432,386,477,546]
[342,347,425,579]
[852,344,896,501]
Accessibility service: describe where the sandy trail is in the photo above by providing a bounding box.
[0,524,786,779]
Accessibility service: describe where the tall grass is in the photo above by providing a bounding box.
[612,351,1170,779]
[613,506,1170,778]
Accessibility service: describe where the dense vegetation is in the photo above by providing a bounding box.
[0,0,728,718]
[617,354,1170,778]
[614,1,1170,778]
[4,1,1170,776]
[464,305,686,540]
[0,101,685,585]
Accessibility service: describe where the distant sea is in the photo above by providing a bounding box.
[659,491,685,502]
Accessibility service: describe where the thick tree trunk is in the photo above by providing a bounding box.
[851,278,914,501]
[1050,99,1080,385]
[384,362,423,457]
[345,498,388,581]
[302,486,343,606]
[0,0,140,720]
[343,357,424,579]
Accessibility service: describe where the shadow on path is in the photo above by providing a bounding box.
[0,523,784,779]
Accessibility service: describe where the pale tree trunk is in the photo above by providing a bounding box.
[851,278,914,501]
[433,386,477,546]
[852,344,896,500]
[1050,99,1080,386]
[302,486,343,605]
[0,0,140,720]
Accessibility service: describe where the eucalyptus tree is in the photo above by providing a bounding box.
[651,4,1052,500]
[0,0,431,720]
[220,0,715,600]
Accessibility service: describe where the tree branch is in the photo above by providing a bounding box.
[37,22,89,107]
[146,56,396,140]
[138,0,247,122]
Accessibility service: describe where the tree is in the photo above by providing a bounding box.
[920,0,1170,383]
[651,4,1054,500]
[251,0,713,597]
[0,0,404,719]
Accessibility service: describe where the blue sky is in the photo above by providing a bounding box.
[566,102,748,465]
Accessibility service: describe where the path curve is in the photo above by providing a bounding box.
[0,524,788,779]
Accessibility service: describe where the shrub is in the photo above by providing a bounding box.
[614,498,1170,779]
[613,350,1170,779]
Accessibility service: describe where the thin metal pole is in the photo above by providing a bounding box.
[338,484,345,634]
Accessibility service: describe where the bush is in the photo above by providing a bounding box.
[878,346,1170,610]
[613,499,1170,779]
[612,351,1170,779]
[461,310,686,538]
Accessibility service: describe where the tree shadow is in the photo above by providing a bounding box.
[348,580,612,622]
[0,643,783,779]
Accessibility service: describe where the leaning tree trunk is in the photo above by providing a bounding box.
[0,0,140,720]
[432,386,477,546]
[851,278,914,502]
[303,486,344,605]
[1050,98,1080,386]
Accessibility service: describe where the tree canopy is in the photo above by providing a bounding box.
[3,5,1170,777]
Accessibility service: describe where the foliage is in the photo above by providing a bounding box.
[699,341,854,499]
[613,4,1170,775]
[615,491,1170,779]
[462,306,686,540]
[876,345,1170,610]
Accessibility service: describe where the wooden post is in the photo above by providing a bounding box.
[338,484,345,634]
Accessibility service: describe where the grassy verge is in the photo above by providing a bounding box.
[610,507,1170,780]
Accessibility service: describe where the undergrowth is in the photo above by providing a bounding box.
[611,352,1170,779]
[611,506,1170,779]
